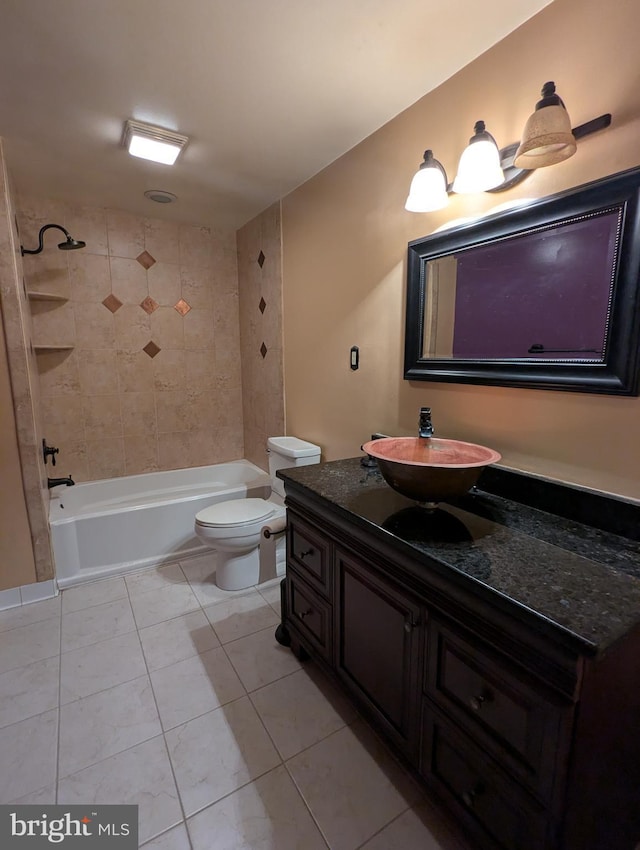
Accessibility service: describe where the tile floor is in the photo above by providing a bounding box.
[0,555,471,849]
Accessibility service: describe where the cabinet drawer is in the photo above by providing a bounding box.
[425,619,568,799]
[287,572,332,662]
[287,516,331,597]
[422,706,549,850]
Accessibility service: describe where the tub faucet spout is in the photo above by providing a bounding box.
[419,407,434,438]
[48,476,75,489]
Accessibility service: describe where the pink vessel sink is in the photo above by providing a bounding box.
[361,437,501,505]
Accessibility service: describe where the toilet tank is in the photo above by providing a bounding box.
[267,437,321,498]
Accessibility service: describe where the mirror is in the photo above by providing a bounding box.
[404,167,640,394]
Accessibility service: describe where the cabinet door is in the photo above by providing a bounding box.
[335,547,422,758]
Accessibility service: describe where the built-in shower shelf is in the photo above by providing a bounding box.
[33,344,74,352]
[27,291,68,302]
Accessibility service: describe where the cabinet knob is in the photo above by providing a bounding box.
[462,782,484,808]
[299,608,313,619]
[404,618,419,633]
[469,694,485,711]
[299,548,314,560]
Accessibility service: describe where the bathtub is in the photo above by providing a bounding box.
[50,461,272,588]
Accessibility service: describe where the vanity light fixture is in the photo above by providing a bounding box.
[123,119,188,165]
[405,81,612,211]
[404,150,449,212]
[452,120,504,194]
[514,82,576,168]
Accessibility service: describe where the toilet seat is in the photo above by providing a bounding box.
[195,498,276,528]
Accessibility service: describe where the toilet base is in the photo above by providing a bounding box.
[215,549,259,591]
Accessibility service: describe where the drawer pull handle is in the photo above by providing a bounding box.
[299,608,313,619]
[404,618,420,633]
[299,548,314,560]
[469,694,485,711]
[462,782,485,808]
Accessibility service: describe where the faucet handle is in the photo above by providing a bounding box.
[419,407,434,438]
[42,439,59,466]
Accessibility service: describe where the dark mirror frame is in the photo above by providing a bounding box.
[404,166,640,395]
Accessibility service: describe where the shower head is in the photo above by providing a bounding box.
[57,235,86,251]
[21,223,86,256]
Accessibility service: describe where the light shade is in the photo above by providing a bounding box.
[405,150,449,212]
[514,82,576,169]
[452,121,504,193]
[123,119,188,165]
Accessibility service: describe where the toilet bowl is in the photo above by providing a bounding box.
[194,437,321,590]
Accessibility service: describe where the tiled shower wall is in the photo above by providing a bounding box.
[18,198,244,482]
[237,202,285,468]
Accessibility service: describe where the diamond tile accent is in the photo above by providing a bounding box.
[143,341,161,359]
[102,294,123,313]
[140,296,159,315]
[136,251,156,270]
[257,251,265,268]
[259,297,266,314]
[260,342,267,358]
[174,299,191,316]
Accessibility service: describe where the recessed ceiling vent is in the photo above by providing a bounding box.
[144,190,177,204]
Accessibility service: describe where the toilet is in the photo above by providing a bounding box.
[194,437,321,590]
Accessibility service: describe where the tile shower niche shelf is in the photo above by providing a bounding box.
[27,291,69,302]
[33,345,74,352]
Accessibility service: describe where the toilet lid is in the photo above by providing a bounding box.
[195,498,276,528]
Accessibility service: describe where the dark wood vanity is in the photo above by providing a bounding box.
[277,458,640,850]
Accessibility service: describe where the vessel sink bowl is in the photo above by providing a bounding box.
[361,437,501,505]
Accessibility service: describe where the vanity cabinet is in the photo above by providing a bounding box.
[280,477,640,850]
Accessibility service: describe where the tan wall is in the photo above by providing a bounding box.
[0,314,37,591]
[0,140,53,587]
[237,202,285,469]
[282,0,640,499]
[18,199,243,481]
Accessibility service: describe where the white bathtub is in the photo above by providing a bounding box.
[50,461,272,588]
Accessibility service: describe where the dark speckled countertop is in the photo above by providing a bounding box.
[278,458,640,655]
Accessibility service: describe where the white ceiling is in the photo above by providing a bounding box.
[0,0,551,230]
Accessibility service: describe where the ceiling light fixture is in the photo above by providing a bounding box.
[405,82,611,212]
[123,119,188,165]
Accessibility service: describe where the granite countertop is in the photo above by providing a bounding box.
[279,458,640,654]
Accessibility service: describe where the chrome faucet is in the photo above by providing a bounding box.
[419,407,434,438]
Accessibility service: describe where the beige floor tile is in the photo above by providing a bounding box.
[360,802,471,850]
[223,626,302,692]
[60,630,147,703]
[125,563,186,596]
[165,696,281,816]
[130,583,200,629]
[286,720,419,850]
[0,617,61,675]
[141,823,190,849]
[59,675,161,777]
[150,647,245,730]
[58,736,182,846]
[257,580,282,612]
[9,784,57,805]
[251,667,357,759]
[62,576,128,614]
[204,592,280,644]
[187,765,327,850]
[61,597,135,652]
[0,596,61,633]
[0,655,60,728]
[0,709,58,803]
[139,609,219,672]
[182,554,256,607]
